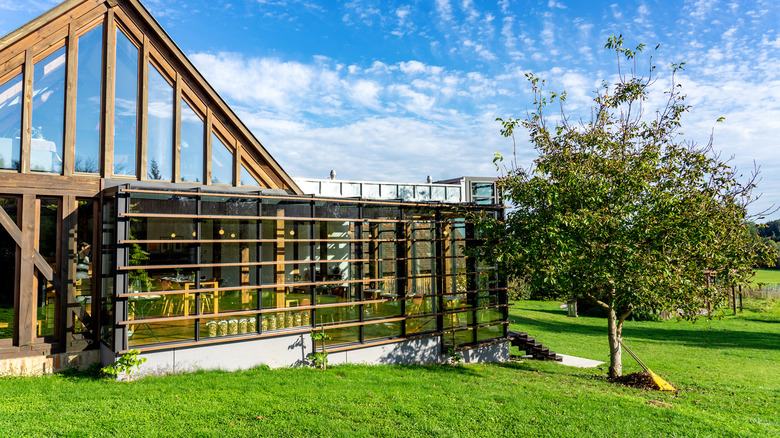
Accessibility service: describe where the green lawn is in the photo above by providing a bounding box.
[752,268,780,285]
[1,300,778,437]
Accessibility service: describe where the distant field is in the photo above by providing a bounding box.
[752,269,780,285]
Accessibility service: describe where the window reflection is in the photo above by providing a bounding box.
[37,198,59,337]
[113,29,138,176]
[74,25,103,173]
[146,65,173,181]
[240,164,259,186]
[211,133,232,184]
[0,73,23,171]
[31,47,66,174]
[180,99,203,183]
[0,197,18,340]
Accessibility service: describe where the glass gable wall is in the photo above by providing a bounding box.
[75,24,104,174]
[107,186,507,353]
[0,17,271,190]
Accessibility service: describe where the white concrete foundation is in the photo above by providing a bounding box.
[109,335,510,378]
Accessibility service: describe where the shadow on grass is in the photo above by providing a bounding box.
[509,312,780,351]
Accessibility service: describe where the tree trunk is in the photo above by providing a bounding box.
[607,306,622,378]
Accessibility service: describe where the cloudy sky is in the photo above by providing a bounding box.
[2,0,779,218]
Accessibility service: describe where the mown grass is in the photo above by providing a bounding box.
[751,268,780,285]
[1,299,778,437]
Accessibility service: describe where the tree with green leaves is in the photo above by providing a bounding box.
[477,35,774,378]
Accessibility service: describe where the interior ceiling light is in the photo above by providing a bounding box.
[219,229,225,235]
[170,233,176,238]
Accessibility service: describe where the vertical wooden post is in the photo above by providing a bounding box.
[138,35,149,180]
[63,24,78,177]
[173,73,182,182]
[102,10,116,177]
[233,140,241,186]
[18,194,36,346]
[20,49,33,174]
[204,109,212,185]
[738,285,743,312]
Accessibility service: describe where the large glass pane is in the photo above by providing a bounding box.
[241,164,259,186]
[0,197,18,340]
[100,198,116,347]
[74,200,94,334]
[211,133,232,184]
[113,29,138,176]
[31,47,66,174]
[74,25,102,173]
[130,193,197,215]
[0,73,22,170]
[180,99,203,183]
[146,65,173,181]
[37,199,59,337]
[202,196,257,216]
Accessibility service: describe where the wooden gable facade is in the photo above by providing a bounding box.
[0,0,301,361]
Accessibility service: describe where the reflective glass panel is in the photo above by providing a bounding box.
[113,29,138,176]
[0,73,22,170]
[130,193,197,215]
[211,133,232,184]
[74,200,94,333]
[31,47,66,174]
[0,197,18,340]
[180,99,203,183]
[146,65,173,181]
[37,199,59,337]
[100,198,116,347]
[74,25,103,173]
[241,164,259,186]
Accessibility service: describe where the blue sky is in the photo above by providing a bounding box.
[2,0,779,218]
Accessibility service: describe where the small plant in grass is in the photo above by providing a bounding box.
[445,347,463,364]
[101,349,147,376]
[310,328,331,370]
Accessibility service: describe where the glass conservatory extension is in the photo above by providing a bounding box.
[102,184,508,356]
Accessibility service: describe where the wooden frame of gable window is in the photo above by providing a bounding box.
[179,85,208,185]
[209,118,237,186]
[108,18,142,179]
[70,17,107,177]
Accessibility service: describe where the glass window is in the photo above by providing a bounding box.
[74,25,103,174]
[211,132,232,184]
[446,187,461,202]
[37,198,59,337]
[362,183,379,198]
[379,184,397,199]
[74,200,94,334]
[180,99,203,183]
[0,73,23,171]
[146,65,173,181]
[113,29,138,176]
[0,197,18,341]
[100,198,116,347]
[416,185,431,201]
[31,47,66,174]
[240,164,259,186]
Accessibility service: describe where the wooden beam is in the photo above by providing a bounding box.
[20,49,32,174]
[204,108,212,185]
[101,9,115,177]
[173,73,182,182]
[63,24,78,177]
[17,194,36,345]
[138,34,149,180]
[233,139,241,186]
